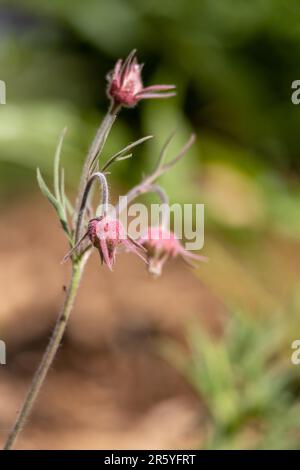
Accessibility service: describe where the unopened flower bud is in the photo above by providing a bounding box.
[88,216,146,270]
[140,226,207,277]
[107,50,176,108]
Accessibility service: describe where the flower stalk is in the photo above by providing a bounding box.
[3,50,203,450]
[75,171,109,245]
[74,101,120,221]
[3,258,86,450]
[115,133,196,216]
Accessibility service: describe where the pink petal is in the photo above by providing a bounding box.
[141,85,176,92]
[114,59,122,77]
[148,253,169,277]
[100,239,113,271]
[136,92,177,100]
[127,234,147,252]
[121,49,137,79]
[180,249,208,268]
[123,239,148,264]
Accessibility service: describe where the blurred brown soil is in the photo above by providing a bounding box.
[0,195,224,449]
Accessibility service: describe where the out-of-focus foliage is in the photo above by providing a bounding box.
[165,299,300,449]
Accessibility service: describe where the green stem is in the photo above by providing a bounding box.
[4,100,121,451]
[75,172,109,245]
[74,101,120,231]
[3,259,85,450]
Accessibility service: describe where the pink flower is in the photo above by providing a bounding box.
[88,216,146,271]
[139,226,208,277]
[107,50,176,107]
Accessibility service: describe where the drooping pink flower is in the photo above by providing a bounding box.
[139,226,208,277]
[107,50,176,107]
[88,216,146,270]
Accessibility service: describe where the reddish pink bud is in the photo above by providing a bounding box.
[139,226,207,277]
[88,216,146,270]
[107,50,176,107]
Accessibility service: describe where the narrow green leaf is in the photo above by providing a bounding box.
[37,168,71,240]
[54,127,67,203]
[101,135,153,172]
[156,130,177,170]
[65,196,75,217]
[116,153,133,162]
[60,168,74,217]
[60,168,66,212]
[37,168,58,209]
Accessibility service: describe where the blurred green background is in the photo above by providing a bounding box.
[1,0,300,450]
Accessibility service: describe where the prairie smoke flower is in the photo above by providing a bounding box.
[140,226,207,277]
[107,50,176,107]
[88,216,146,271]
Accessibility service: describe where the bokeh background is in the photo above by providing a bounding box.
[1,0,300,449]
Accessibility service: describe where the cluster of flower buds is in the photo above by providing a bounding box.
[86,218,207,276]
[64,51,206,277]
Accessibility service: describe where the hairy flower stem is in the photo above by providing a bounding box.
[3,259,86,450]
[75,101,120,222]
[75,172,109,245]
